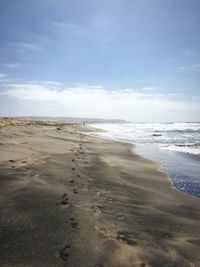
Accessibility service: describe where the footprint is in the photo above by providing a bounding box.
[59,245,71,262]
[72,159,75,162]
[21,160,27,163]
[70,218,78,228]
[72,167,76,171]
[92,206,102,215]
[98,228,107,236]
[95,226,108,237]
[117,231,138,246]
[61,193,69,206]
[106,197,113,203]
[9,160,15,162]
[73,188,79,194]
[0,143,3,145]
[70,221,78,228]
[116,213,126,221]
[187,239,200,246]
[70,180,74,184]
[77,174,81,178]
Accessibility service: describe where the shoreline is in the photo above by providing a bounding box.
[0,120,200,266]
[134,144,200,198]
[84,130,200,199]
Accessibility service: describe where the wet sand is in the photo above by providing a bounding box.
[0,119,200,267]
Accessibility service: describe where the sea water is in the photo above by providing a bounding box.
[88,122,200,198]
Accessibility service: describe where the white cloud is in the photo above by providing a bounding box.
[13,42,41,53]
[176,65,187,71]
[3,82,200,122]
[176,64,200,71]
[141,86,157,91]
[185,50,196,56]
[53,22,66,28]
[27,80,62,88]
[53,22,82,34]
[191,64,200,69]
[2,63,20,69]
[0,73,9,82]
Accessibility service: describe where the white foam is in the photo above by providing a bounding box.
[89,122,200,155]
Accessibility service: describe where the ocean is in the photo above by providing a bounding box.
[88,122,200,198]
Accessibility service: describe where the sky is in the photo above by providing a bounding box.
[0,0,200,122]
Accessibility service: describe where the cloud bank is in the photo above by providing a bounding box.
[2,81,200,122]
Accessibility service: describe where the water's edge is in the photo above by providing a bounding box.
[83,131,200,199]
[134,144,200,198]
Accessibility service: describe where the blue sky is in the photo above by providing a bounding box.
[0,0,200,121]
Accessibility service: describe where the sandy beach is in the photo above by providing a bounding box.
[0,119,200,267]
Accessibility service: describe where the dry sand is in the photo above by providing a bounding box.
[0,119,200,267]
